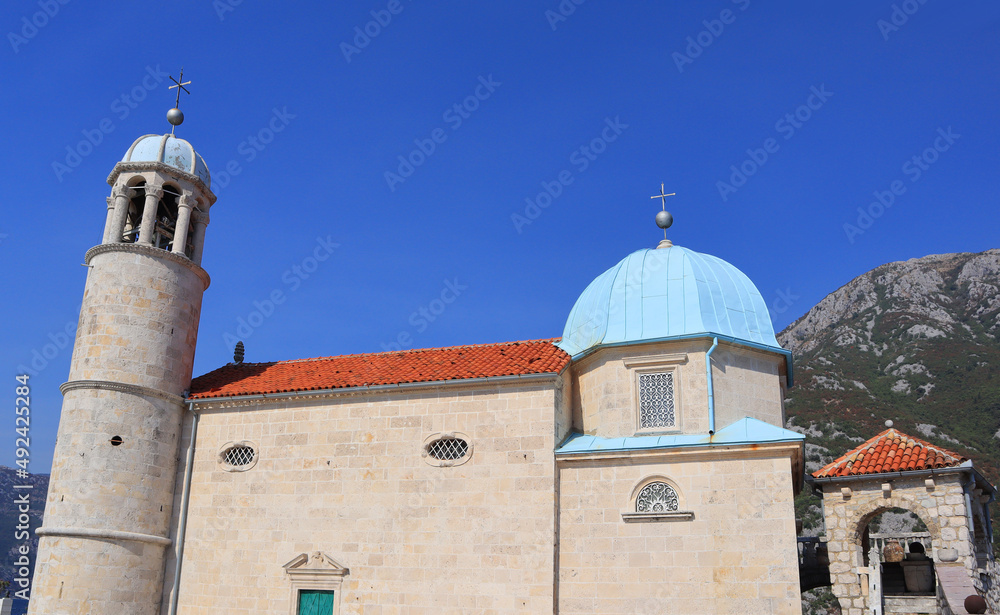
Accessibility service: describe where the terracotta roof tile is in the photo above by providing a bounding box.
[812,428,967,478]
[189,339,570,400]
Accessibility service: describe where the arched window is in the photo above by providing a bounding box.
[636,481,679,513]
[122,181,146,243]
[152,188,179,251]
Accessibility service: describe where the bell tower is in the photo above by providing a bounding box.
[29,84,216,614]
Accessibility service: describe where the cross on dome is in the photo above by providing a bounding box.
[166,68,192,134]
[649,183,675,245]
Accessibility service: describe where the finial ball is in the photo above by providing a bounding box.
[885,419,893,428]
[167,107,185,126]
[655,210,673,230]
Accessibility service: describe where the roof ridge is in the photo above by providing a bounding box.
[812,426,967,478]
[232,338,565,367]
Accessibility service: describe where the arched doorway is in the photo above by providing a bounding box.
[859,507,936,602]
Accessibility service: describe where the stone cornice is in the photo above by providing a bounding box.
[107,161,217,205]
[37,526,172,546]
[84,243,211,290]
[60,379,186,405]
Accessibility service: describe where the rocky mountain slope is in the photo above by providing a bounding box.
[781,248,1000,480]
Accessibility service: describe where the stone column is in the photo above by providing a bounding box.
[190,210,209,266]
[137,184,163,245]
[107,187,135,244]
[102,197,115,244]
[172,196,194,257]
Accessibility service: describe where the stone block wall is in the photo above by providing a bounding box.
[164,378,567,614]
[70,245,207,391]
[710,344,786,430]
[571,340,787,440]
[557,447,803,614]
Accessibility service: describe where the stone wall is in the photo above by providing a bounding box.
[164,377,567,614]
[70,245,208,390]
[710,344,786,430]
[557,446,803,614]
[571,340,786,440]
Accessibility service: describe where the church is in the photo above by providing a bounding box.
[28,111,810,614]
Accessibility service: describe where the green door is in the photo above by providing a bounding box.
[298,590,335,615]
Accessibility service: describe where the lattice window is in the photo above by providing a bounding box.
[636,482,679,513]
[427,437,469,461]
[220,443,257,471]
[638,371,675,429]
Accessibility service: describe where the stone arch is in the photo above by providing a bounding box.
[845,493,941,568]
[850,494,940,543]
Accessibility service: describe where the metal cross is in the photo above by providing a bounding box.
[169,69,192,109]
[650,183,676,211]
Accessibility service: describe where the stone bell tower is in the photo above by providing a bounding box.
[29,92,216,613]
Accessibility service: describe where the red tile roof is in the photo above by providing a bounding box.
[812,428,967,478]
[189,339,570,400]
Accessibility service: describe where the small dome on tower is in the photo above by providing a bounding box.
[558,245,783,356]
[122,134,211,187]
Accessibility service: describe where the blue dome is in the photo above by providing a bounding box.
[558,245,782,357]
[123,134,211,187]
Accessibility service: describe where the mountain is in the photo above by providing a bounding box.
[780,248,1000,481]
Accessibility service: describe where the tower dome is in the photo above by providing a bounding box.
[558,244,783,357]
[122,133,211,187]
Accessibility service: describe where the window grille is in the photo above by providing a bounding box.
[638,371,675,429]
[224,445,255,468]
[426,437,469,461]
[636,482,679,513]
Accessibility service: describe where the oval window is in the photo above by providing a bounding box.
[219,441,258,472]
[422,433,473,467]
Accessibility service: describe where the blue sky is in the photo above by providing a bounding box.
[3,0,999,472]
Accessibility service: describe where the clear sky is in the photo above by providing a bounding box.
[3,0,998,472]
